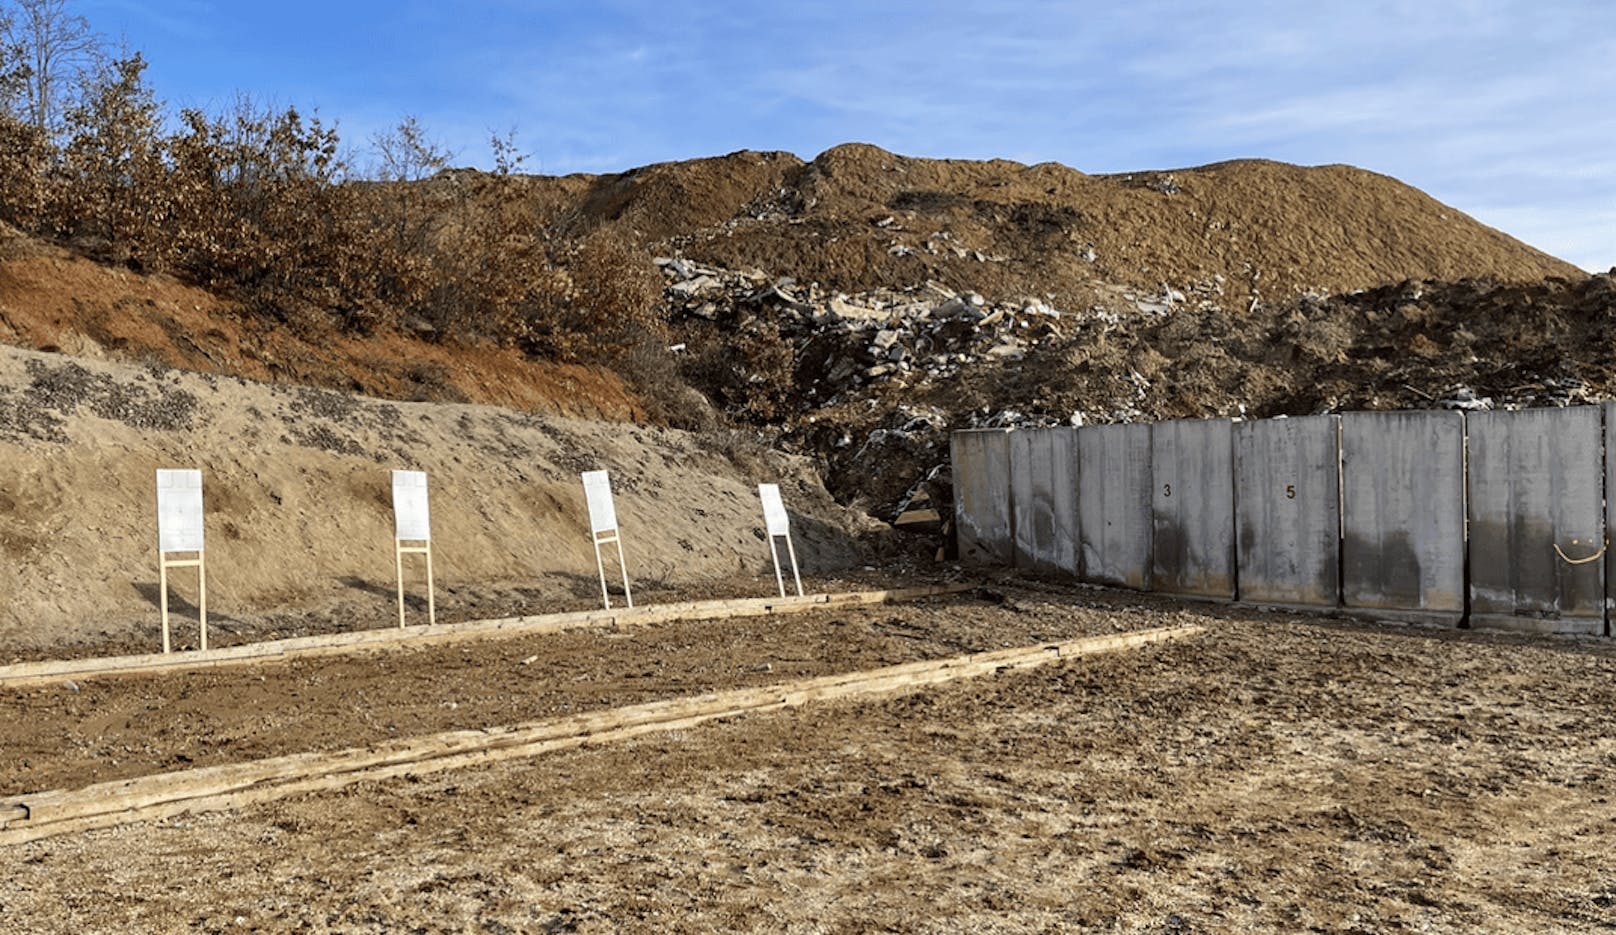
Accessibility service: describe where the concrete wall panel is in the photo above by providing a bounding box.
[1340,411,1465,622]
[1607,403,1616,632]
[1009,428,1078,574]
[1150,419,1235,599]
[951,429,1014,566]
[1234,415,1341,607]
[1468,407,1604,634]
[1076,424,1152,589]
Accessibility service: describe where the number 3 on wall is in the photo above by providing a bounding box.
[1285,484,1296,500]
[1162,483,1171,498]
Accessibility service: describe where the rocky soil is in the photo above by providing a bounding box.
[3,583,1613,932]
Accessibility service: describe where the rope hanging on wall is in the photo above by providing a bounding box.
[1553,539,1608,565]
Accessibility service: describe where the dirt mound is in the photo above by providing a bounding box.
[0,232,641,421]
[2,144,1597,540]
[0,344,885,651]
[541,143,1579,305]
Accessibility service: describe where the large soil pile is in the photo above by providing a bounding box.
[520,143,1580,304]
[2,143,1601,540]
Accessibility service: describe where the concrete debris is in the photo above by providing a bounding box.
[1439,387,1493,411]
[656,256,1085,400]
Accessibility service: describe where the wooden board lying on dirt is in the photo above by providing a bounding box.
[0,585,976,690]
[0,624,1202,844]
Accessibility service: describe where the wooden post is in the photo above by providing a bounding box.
[783,530,803,597]
[158,558,170,654]
[395,539,406,628]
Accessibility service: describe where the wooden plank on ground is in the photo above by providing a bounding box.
[0,584,977,690]
[0,624,1201,844]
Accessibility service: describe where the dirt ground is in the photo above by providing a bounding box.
[2,580,1614,933]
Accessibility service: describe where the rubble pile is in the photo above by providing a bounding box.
[656,254,1616,534]
[658,256,1077,392]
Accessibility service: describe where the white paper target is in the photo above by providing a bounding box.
[392,470,431,541]
[758,483,791,537]
[581,470,618,534]
[156,469,204,553]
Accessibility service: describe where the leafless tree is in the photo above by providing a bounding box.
[370,114,452,182]
[1,0,103,135]
[489,126,529,176]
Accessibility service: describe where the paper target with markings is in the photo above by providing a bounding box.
[156,469,205,553]
[392,470,432,541]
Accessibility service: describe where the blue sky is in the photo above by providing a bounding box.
[78,0,1615,271]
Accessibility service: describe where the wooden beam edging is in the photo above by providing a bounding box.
[0,624,1202,845]
[0,584,977,690]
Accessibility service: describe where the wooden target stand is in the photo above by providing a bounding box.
[394,538,436,628]
[391,470,436,628]
[582,470,633,610]
[157,549,207,654]
[155,468,208,654]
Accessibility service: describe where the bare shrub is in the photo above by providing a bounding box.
[515,228,665,361]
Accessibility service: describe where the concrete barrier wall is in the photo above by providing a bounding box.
[1009,428,1077,574]
[1234,415,1341,607]
[1076,423,1152,589]
[1150,419,1235,599]
[951,429,1013,566]
[1467,407,1604,634]
[1340,411,1466,622]
[1607,402,1616,628]
[950,405,1615,634]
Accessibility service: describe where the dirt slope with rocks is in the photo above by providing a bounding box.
[412,144,1600,519]
[2,143,1601,537]
[0,344,884,653]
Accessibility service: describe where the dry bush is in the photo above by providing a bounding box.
[514,228,665,361]
[679,321,797,422]
[614,332,719,431]
[0,4,676,377]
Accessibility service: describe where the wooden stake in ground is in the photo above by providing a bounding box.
[581,470,632,609]
[0,584,975,689]
[758,483,804,598]
[155,469,207,653]
[391,470,436,628]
